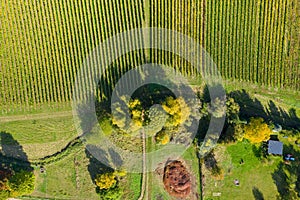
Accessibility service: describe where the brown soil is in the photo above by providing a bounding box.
[163,160,191,198]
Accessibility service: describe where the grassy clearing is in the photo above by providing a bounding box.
[30,148,99,199]
[202,141,282,200]
[0,102,72,117]
[122,172,142,199]
[0,115,77,159]
[32,147,143,199]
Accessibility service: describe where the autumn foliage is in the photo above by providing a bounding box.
[95,172,117,190]
[162,96,190,127]
[244,118,272,143]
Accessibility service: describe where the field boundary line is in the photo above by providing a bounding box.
[0,110,73,123]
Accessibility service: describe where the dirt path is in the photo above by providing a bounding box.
[0,110,73,123]
[138,129,147,200]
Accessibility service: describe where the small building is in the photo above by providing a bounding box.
[268,140,283,155]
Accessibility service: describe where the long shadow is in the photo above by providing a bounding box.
[252,187,264,200]
[229,90,300,131]
[272,144,300,199]
[97,50,146,103]
[267,101,300,130]
[0,131,33,172]
[0,132,34,199]
[85,146,114,185]
[229,89,267,121]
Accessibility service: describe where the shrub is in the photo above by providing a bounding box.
[99,186,123,200]
[155,130,170,145]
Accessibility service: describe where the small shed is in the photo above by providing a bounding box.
[268,140,283,155]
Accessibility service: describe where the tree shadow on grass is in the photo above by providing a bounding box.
[252,187,264,200]
[229,89,267,120]
[272,144,300,199]
[85,146,114,185]
[229,90,300,131]
[0,131,34,199]
[268,101,300,131]
[0,131,33,172]
[252,144,264,159]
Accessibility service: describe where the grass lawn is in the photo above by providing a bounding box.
[123,172,142,199]
[31,148,99,199]
[202,141,282,200]
[0,102,72,117]
[0,115,78,159]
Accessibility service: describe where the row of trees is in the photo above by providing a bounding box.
[112,94,191,145]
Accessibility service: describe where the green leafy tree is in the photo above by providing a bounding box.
[226,97,240,123]
[208,97,226,118]
[144,105,167,136]
[224,123,245,142]
[244,118,271,143]
[99,186,123,200]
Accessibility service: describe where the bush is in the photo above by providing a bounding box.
[0,190,10,200]
[155,130,170,145]
[99,186,123,200]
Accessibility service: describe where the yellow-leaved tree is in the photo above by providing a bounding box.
[95,172,117,190]
[244,118,271,143]
[94,170,127,190]
[155,130,170,145]
[162,96,190,127]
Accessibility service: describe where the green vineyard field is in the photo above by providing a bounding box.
[0,0,299,114]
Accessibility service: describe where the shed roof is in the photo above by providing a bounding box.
[268,140,283,155]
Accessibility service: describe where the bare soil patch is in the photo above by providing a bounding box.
[163,160,191,198]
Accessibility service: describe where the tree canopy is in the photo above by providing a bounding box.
[0,169,35,198]
[244,118,272,143]
[95,172,117,190]
[162,96,190,127]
